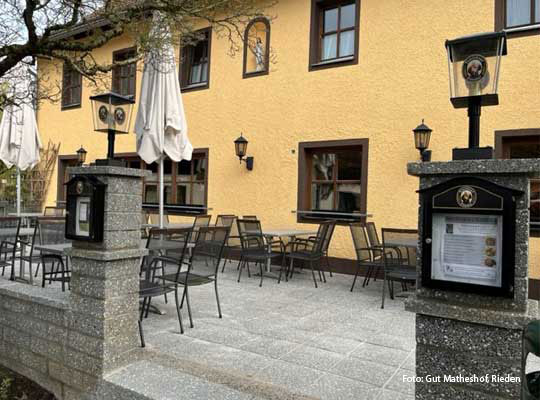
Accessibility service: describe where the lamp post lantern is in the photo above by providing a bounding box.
[89,92,135,167]
[445,31,507,160]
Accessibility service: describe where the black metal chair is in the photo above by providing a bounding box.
[0,216,21,277]
[138,227,192,347]
[282,221,336,288]
[381,228,418,309]
[349,223,385,292]
[237,219,284,287]
[215,215,238,271]
[43,206,64,216]
[38,217,70,290]
[159,226,229,329]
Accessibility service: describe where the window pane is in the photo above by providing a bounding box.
[190,64,201,84]
[177,160,191,182]
[340,3,356,29]
[508,142,540,158]
[531,181,540,225]
[176,184,189,205]
[322,34,337,60]
[324,8,338,32]
[312,153,335,180]
[201,62,208,82]
[193,158,207,180]
[164,185,172,204]
[536,0,540,22]
[192,183,205,205]
[144,185,157,203]
[506,0,531,27]
[337,151,362,180]
[337,183,361,212]
[311,184,334,210]
[339,30,355,57]
[163,159,172,183]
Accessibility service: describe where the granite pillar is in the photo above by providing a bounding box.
[406,159,540,400]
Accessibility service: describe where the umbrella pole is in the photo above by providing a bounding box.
[159,156,164,229]
[16,167,21,216]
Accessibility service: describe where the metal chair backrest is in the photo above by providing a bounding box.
[44,207,64,216]
[321,221,336,254]
[193,215,211,228]
[349,223,371,262]
[237,218,264,251]
[215,214,236,228]
[149,213,170,226]
[144,227,192,280]
[381,228,418,267]
[0,216,21,247]
[311,221,332,256]
[185,226,229,278]
[365,222,381,247]
[38,217,67,246]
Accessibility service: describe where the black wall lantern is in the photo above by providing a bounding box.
[234,134,254,171]
[413,119,432,162]
[89,92,135,167]
[445,31,507,160]
[76,146,87,166]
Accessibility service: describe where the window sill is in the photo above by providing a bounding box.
[309,56,356,71]
[181,82,209,93]
[61,103,81,111]
[504,24,540,38]
[243,69,269,79]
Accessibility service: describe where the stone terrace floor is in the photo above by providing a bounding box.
[135,265,417,400]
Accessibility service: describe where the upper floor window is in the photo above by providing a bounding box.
[297,139,368,223]
[496,0,540,37]
[180,28,212,92]
[309,0,360,71]
[61,64,82,109]
[243,18,270,78]
[112,47,137,99]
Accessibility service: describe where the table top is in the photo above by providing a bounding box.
[0,227,35,237]
[8,212,43,217]
[35,243,71,255]
[262,229,318,237]
[384,238,417,248]
[142,223,193,229]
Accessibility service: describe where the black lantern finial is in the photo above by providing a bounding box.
[234,134,254,171]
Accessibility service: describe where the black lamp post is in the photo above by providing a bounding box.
[234,134,254,171]
[445,31,507,160]
[76,146,87,166]
[413,120,432,162]
[89,92,135,167]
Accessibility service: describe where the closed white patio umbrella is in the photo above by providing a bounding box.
[135,19,192,228]
[0,77,42,216]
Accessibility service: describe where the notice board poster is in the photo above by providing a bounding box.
[431,214,502,288]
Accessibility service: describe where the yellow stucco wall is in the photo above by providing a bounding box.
[37,0,540,277]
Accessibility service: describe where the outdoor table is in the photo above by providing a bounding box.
[8,212,43,228]
[0,227,34,238]
[34,243,72,255]
[259,229,318,275]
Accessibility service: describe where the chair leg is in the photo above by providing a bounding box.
[389,280,395,300]
[138,297,148,347]
[278,255,286,284]
[259,262,264,287]
[320,261,326,283]
[310,261,318,289]
[237,259,244,283]
[326,254,333,277]
[174,288,184,334]
[214,279,222,318]
[381,273,386,309]
[351,269,360,292]
[184,286,193,328]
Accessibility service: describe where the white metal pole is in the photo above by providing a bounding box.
[16,167,21,216]
[159,156,164,229]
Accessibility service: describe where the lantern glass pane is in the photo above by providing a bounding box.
[450,52,501,98]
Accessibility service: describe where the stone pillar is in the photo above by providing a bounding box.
[406,159,540,400]
[65,166,148,398]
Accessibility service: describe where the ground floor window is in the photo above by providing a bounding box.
[297,139,368,223]
[57,150,208,214]
[495,128,540,232]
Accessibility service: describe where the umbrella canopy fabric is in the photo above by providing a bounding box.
[0,98,42,171]
[134,26,192,164]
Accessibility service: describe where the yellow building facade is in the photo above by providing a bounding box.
[37,0,540,283]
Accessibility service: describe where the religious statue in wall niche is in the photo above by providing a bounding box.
[249,37,265,72]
